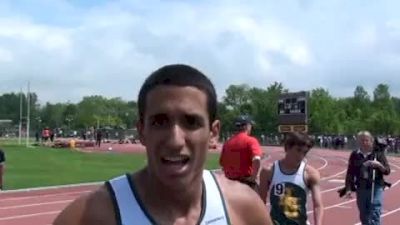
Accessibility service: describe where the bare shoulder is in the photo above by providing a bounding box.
[53,185,115,225]
[213,172,271,225]
[305,165,321,186]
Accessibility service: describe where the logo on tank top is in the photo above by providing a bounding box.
[279,186,301,219]
[271,182,307,224]
[205,216,225,224]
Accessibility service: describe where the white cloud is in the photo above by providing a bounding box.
[0,0,399,104]
[0,47,13,62]
[354,24,378,48]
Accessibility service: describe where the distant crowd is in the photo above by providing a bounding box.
[221,133,400,153]
[32,127,137,146]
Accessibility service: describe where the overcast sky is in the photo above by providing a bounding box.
[0,0,399,104]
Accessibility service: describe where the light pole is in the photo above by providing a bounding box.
[125,112,129,129]
[65,117,73,135]
[26,81,30,148]
[18,87,23,145]
[36,117,41,142]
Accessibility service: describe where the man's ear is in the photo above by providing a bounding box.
[136,120,145,145]
[209,120,221,144]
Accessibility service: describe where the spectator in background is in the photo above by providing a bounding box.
[219,115,263,191]
[50,129,55,142]
[0,148,5,190]
[35,130,40,142]
[58,128,63,138]
[81,130,86,140]
[339,131,391,225]
[95,129,102,148]
[261,134,265,145]
[42,127,50,142]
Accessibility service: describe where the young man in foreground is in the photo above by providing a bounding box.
[259,132,323,225]
[54,64,272,225]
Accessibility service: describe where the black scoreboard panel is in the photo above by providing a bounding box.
[277,91,309,125]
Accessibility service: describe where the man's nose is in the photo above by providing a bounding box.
[167,124,185,149]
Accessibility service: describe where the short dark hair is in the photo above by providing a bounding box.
[138,64,217,126]
[284,132,314,150]
[234,115,254,131]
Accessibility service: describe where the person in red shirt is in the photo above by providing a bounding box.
[219,115,263,190]
[0,149,5,190]
[42,128,50,142]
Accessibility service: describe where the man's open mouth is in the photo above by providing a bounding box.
[161,155,190,165]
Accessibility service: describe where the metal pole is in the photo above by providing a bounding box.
[370,155,377,204]
[26,82,30,147]
[18,87,23,145]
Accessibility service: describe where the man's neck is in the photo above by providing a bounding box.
[360,147,372,155]
[135,168,204,217]
[280,157,302,173]
[236,130,248,135]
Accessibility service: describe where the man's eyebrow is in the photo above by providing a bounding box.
[184,113,207,122]
[147,113,167,119]
[185,113,203,118]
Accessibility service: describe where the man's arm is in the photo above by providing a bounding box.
[240,187,273,225]
[258,165,273,204]
[307,166,323,225]
[252,158,261,179]
[249,137,262,179]
[53,194,87,225]
[53,186,115,225]
[371,152,391,175]
[344,151,356,192]
[218,174,272,225]
[380,152,391,175]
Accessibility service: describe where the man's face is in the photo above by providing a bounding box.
[245,123,252,134]
[358,135,373,151]
[138,85,220,189]
[286,145,309,163]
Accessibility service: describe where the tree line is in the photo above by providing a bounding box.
[0,83,399,136]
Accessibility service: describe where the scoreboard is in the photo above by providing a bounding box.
[277,91,309,133]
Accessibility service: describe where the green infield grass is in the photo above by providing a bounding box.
[0,143,220,190]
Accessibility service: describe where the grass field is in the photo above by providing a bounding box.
[0,142,220,190]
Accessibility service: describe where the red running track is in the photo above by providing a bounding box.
[1,147,400,225]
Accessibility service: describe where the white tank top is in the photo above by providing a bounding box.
[106,170,231,225]
[269,160,309,224]
[270,160,308,190]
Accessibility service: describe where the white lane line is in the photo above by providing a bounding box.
[0,200,73,210]
[335,205,352,209]
[379,208,400,219]
[307,199,356,214]
[354,207,400,225]
[0,190,91,201]
[321,168,347,181]
[1,181,102,194]
[0,210,60,221]
[310,155,329,171]
[309,171,400,215]
[328,179,345,183]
